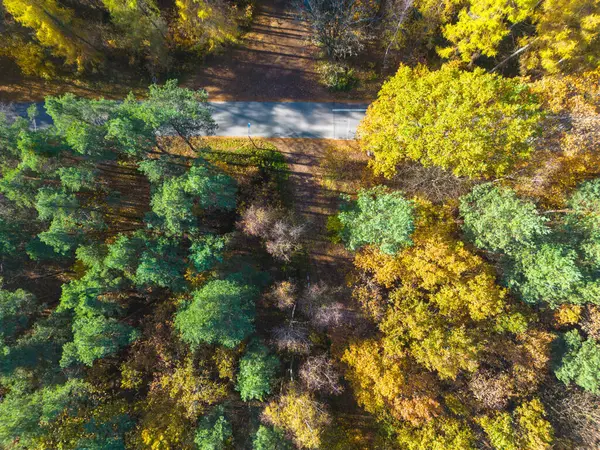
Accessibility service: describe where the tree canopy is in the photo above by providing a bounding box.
[359,64,543,178]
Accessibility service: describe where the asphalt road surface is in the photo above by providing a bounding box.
[6,101,370,140]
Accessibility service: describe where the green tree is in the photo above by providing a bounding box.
[236,342,280,401]
[506,244,584,306]
[554,329,600,394]
[60,312,139,367]
[194,405,233,450]
[175,277,257,349]
[0,379,90,449]
[565,179,600,266]
[253,425,293,450]
[0,287,41,344]
[337,186,414,255]
[460,183,549,254]
[190,235,227,272]
[358,65,543,178]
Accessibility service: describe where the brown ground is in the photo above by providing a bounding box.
[270,139,357,283]
[182,0,380,102]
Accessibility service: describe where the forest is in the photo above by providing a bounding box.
[0,0,600,449]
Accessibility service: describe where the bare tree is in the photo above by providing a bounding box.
[239,204,305,262]
[468,371,513,410]
[299,355,344,395]
[582,305,600,340]
[298,0,376,60]
[543,384,600,448]
[265,280,298,310]
[272,324,312,355]
[313,301,354,330]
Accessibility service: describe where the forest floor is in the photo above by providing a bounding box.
[270,139,360,284]
[181,0,380,102]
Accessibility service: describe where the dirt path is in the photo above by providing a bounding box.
[271,139,354,285]
[182,0,369,102]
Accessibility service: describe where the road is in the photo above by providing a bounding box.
[6,101,370,140]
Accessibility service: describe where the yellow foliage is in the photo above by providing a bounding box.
[514,71,600,207]
[4,0,99,71]
[263,386,332,449]
[554,304,583,326]
[213,346,237,381]
[342,339,442,425]
[154,357,228,419]
[173,0,240,54]
[0,35,55,78]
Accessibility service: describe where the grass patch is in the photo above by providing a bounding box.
[319,142,375,193]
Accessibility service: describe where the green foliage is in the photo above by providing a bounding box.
[175,277,257,349]
[565,178,600,266]
[190,235,227,272]
[460,183,549,254]
[317,62,358,91]
[194,405,233,450]
[359,65,543,178]
[60,312,139,367]
[236,341,280,401]
[506,244,584,307]
[253,425,293,450]
[149,163,237,235]
[337,186,414,255]
[554,329,600,394]
[0,287,41,344]
[0,379,90,449]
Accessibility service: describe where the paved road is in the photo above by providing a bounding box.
[6,101,369,140]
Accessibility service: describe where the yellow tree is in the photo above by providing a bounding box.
[102,0,169,71]
[358,64,543,179]
[172,0,242,55]
[4,0,101,71]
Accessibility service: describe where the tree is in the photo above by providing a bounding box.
[0,287,42,344]
[358,64,543,178]
[460,183,549,254]
[3,0,101,72]
[0,379,91,449]
[253,425,293,450]
[478,399,553,450]
[175,277,257,349]
[172,0,242,55]
[298,0,377,60]
[506,244,585,307]
[150,164,237,235]
[438,0,600,75]
[299,355,343,395]
[565,178,600,266]
[239,204,305,262]
[189,235,227,272]
[554,329,600,394]
[394,418,476,450]
[236,341,280,401]
[438,0,538,63]
[337,186,414,255]
[262,387,331,449]
[521,0,600,74]
[134,80,217,150]
[60,312,139,367]
[194,405,233,450]
[101,0,169,72]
